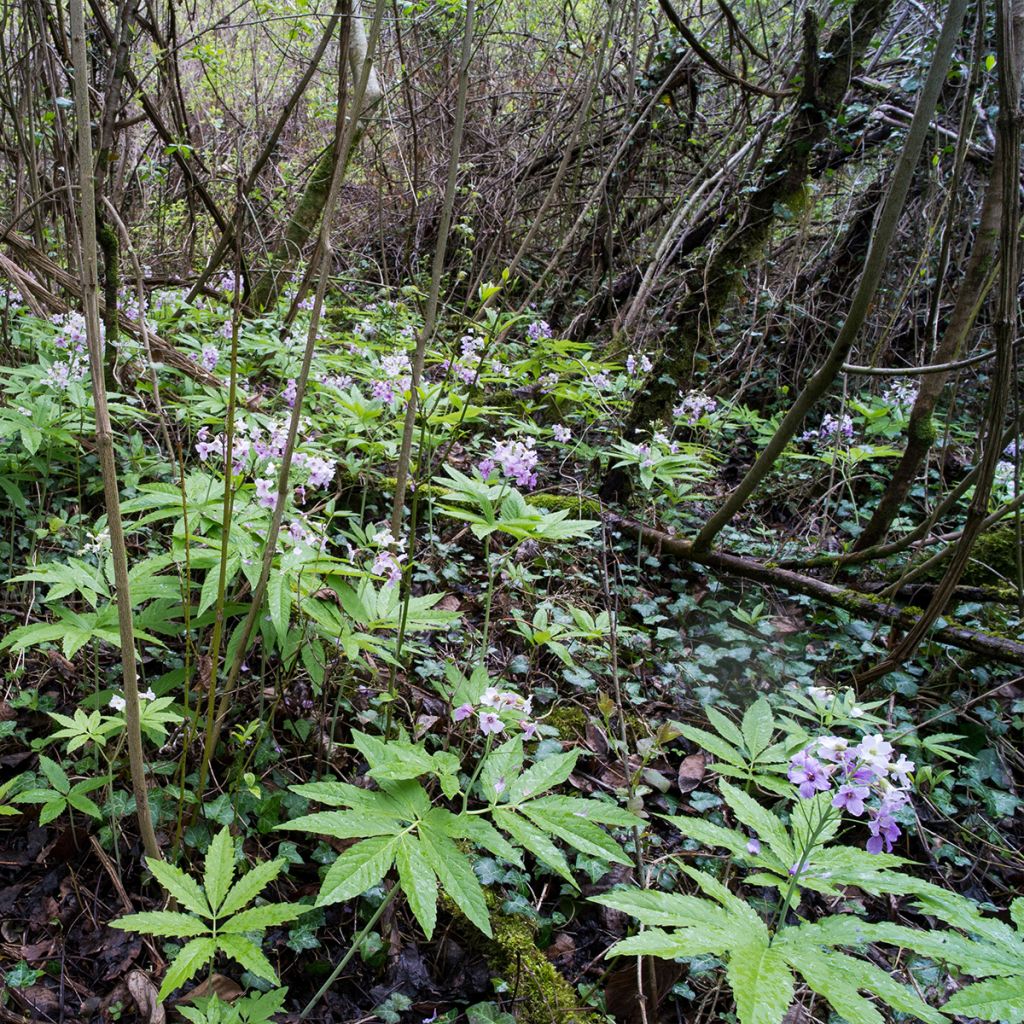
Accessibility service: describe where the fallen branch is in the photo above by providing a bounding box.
[2,232,219,387]
[604,511,1024,669]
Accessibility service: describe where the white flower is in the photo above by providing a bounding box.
[139,689,156,701]
[889,754,915,788]
[109,694,126,712]
[854,734,893,774]
[816,736,849,761]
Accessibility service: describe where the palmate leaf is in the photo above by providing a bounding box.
[216,933,279,985]
[218,858,286,918]
[718,781,794,864]
[780,944,884,1024]
[433,807,524,867]
[147,858,211,918]
[109,911,208,939]
[519,804,631,865]
[219,902,308,934]
[418,826,492,938]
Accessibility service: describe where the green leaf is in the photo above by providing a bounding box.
[727,936,794,1024]
[508,749,578,803]
[148,858,211,918]
[278,809,403,840]
[704,706,746,748]
[158,936,217,1001]
[218,859,285,918]
[65,791,103,819]
[395,835,438,939]
[216,932,279,985]
[943,977,1024,1022]
[718,782,795,864]
[203,827,236,913]
[519,805,630,865]
[418,826,491,937]
[266,570,291,647]
[524,795,640,828]
[740,699,774,758]
[663,815,752,860]
[610,928,711,958]
[38,755,70,793]
[220,902,308,934]
[590,889,732,930]
[430,808,523,867]
[672,724,745,767]
[492,807,573,884]
[480,735,524,804]
[38,797,67,825]
[781,945,883,1024]
[316,835,398,907]
[109,911,209,939]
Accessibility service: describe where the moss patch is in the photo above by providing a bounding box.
[964,524,1023,585]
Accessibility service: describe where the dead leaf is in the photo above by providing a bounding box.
[677,752,707,793]
[184,973,244,1005]
[127,969,166,1023]
[545,932,575,964]
[437,594,460,611]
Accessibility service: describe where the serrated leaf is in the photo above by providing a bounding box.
[430,808,524,867]
[942,977,1024,1022]
[158,936,217,1000]
[610,927,709,958]
[480,735,524,804]
[216,932,279,985]
[218,859,285,918]
[38,755,70,793]
[727,936,794,1024]
[38,798,67,825]
[266,569,291,647]
[66,791,103,819]
[740,699,774,758]
[704,706,746,748]
[508,749,578,802]
[220,902,308,933]
[664,815,753,859]
[316,835,397,906]
[718,781,794,864]
[395,835,438,939]
[591,889,733,930]
[672,723,745,767]
[524,795,640,827]
[278,809,403,839]
[148,858,211,918]
[418,826,491,937]
[109,911,208,939]
[203,827,236,913]
[782,945,883,1024]
[520,805,630,865]
[493,807,573,884]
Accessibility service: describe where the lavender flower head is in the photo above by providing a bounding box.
[527,320,552,342]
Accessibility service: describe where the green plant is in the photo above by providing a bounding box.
[12,755,109,825]
[278,727,640,939]
[111,827,310,1000]
[671,697,797,796]
[177,988,289,1024]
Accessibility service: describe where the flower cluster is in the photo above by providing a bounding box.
[480,436,539,489]
[672,390,717,425]
[882,380,918,411]
[993,459,1019,500]
[527,320,552,342]
[109,688,156,712]
[788,733,914,854]
[452,686,537,739]
[626,354,653,376]
[194,419,336,513]
[371,351,411,403]
[551,424,571,443]
[42,312,93,391]
[369,526,406,587]
[1,284,24,308]
[799,412,854,445]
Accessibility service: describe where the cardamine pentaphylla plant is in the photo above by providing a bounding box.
[591,708,969,1024]
[111,827,310,1000]
[278,683,640,939]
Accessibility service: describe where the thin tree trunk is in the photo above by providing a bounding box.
[853,3,1024,551]
[70,0,161,862]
